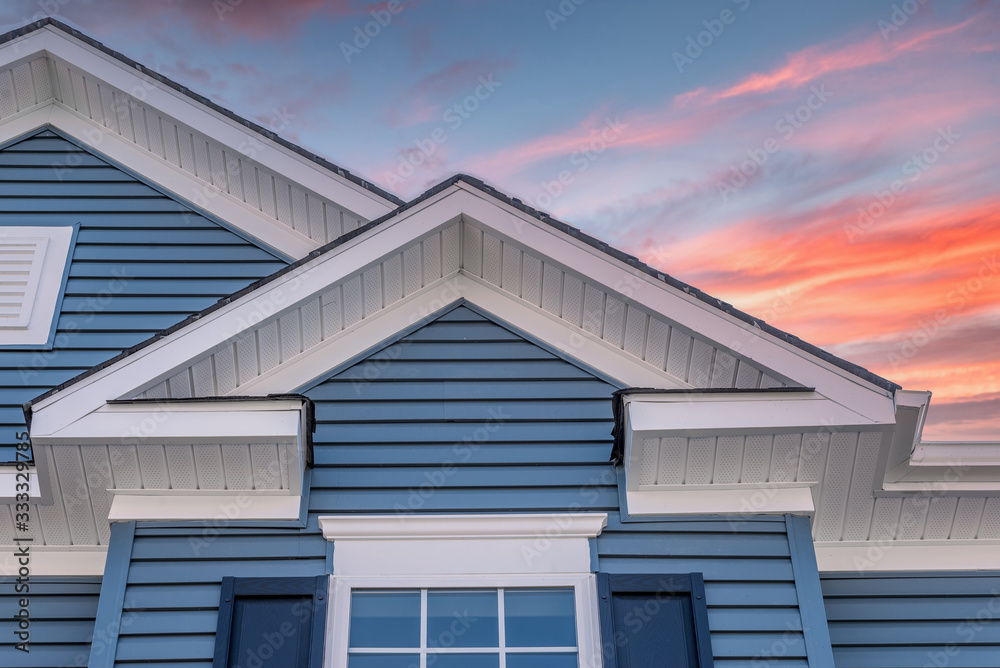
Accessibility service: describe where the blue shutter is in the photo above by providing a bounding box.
[597,573,713,668]
[213,576,328,668]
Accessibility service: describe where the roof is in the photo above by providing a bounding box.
[23,172,899,420]
[0,17,405,208]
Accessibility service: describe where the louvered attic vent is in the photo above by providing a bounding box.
[0,226,74,346]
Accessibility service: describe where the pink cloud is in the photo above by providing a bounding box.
[692,16,980,104]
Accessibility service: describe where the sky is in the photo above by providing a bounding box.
[2,0,997,439]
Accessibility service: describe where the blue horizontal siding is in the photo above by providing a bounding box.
[821,572,1000,668]
[114,527,325,667]
[0,129,286,461]
[0,576,101,667]
[305,305,805,668]
[98,304,806,667]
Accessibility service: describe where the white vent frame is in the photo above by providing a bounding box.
[0,225,74,346]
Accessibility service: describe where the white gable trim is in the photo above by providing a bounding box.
[29,184,895,444]
[4,27,396,220]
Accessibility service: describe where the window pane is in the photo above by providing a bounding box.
[427,590,499,648]
[348,654,420,668]
[504,589,577,647]
[506,652,578,668]
[428,654,500,668]
[349,591,420,648]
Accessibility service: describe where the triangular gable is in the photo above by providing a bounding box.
[0,19,400,259]
[26,176,898,445]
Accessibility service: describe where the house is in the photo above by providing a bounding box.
[2,18,999,668]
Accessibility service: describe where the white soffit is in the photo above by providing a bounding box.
[0,27,399,257]
[620,390,894,518]
[320,513,608,576]
[29,184,894,439]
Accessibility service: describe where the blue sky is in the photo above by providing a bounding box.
[3,0,998,438]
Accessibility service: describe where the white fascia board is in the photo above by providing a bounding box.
[31,399,305,445]
[626,485,815,517]
[28,186,464,435]
[320,513,607,577]
[5,27,397,219]
[625,392,894,437]
[454,182,896,423]
[816,540,1000,572]
[0,546,107,577]
[911,441,1000,467]
[108,492,301,522]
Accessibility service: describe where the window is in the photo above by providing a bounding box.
[0,225,75,346]
[329,575,600,668]
[213,576,328,668]
[597,573,714,668]
[346,587,579,668]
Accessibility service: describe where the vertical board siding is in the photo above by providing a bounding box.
[0,130,286,465]
[822,572,1000,668]
[0,576,101,667]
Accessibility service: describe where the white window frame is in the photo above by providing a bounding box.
[0,225,74,346]
[319,513,608,668]
[327,573,603,668]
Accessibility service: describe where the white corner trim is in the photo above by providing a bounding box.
[320,513,608,540]
[107,492,301,522]
[0,225,73,345]
[816,540,1000,572]
[626,485,815,517]
[0,545,107,576]
[320,513,607,576]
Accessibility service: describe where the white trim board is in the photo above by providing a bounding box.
[627,485,816,517]
[0,546,107,576]
[816,540,1000,572]
[320,513,608,577]
[107,492,301,522]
